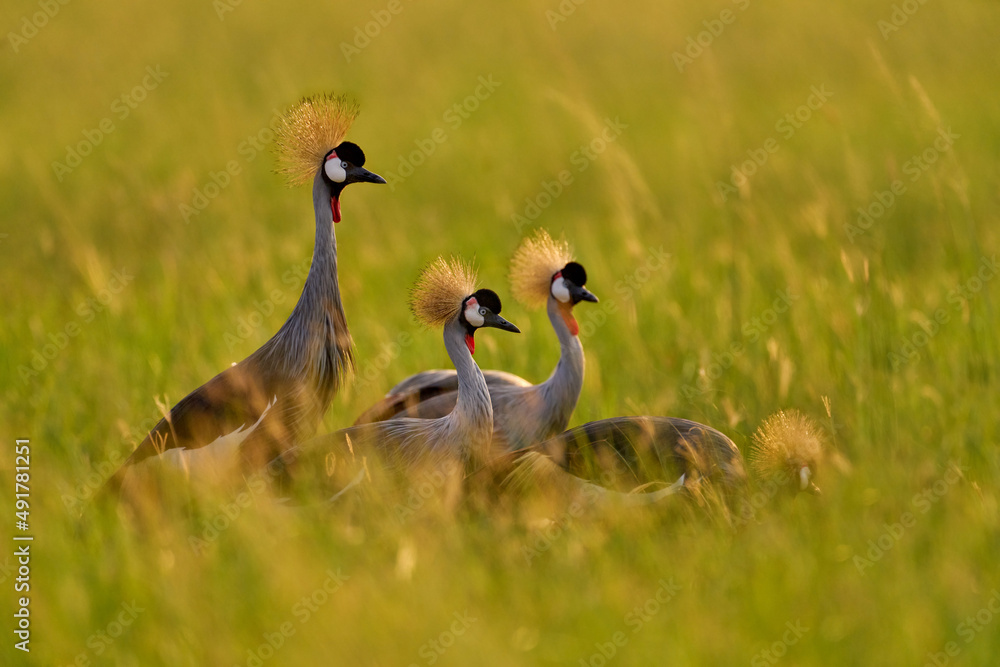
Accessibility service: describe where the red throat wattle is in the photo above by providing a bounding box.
[330,197,341,223]
[465,333,475,355]
[561,309,579,336]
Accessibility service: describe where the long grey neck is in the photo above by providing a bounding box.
[296,172,342,324]
[539,296,585,423]
[442,318,493,460]
[254,170,353,391]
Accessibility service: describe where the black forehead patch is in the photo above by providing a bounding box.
[469,288,502,314]
[560,261,587,286]
[333,141,365,166]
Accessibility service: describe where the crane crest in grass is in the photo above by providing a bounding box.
[101,93,385,511]
[509,229,575,307]
[410,257,480,326]
[749,409,826,494]
[510,228,591,335]
[411,257,506,357]
[274,94,361,186]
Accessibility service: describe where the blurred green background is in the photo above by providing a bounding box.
[2,0,999,664]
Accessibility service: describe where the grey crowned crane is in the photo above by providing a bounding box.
[104,94,385,505]
[352,230,598,456]
[272,258,522,498]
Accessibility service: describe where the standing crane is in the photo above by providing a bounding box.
[352,230,598,456]
[272,257,521,499]
[104,94,385,506]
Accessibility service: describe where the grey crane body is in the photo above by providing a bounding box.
[274,277,519,500]
[386,369,530,398]
[511,416,749,495]
[376,318,497,466]
[105,151,384,503]
[253,171,354,407]
[353,282,591,455]
[466,416,748,512]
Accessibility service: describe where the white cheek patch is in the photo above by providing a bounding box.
[324,158,347,183]
[464,299,485,327]
[551,277,571,303]
[799,465,812,491]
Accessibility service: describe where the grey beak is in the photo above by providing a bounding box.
[571,285,599,304]
[348,165,387,185]
[484,311,520,334]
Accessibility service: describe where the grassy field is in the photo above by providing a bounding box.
[2,0,1000,664]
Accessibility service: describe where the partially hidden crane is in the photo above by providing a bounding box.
[496,416,748,502]
[104,94,385,507]
[490,409,835,516]
[352,230,598,456]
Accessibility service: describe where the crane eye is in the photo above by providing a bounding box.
[479,308,487,316]
[341,161,348,169]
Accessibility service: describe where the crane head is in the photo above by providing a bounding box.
[459,288,520,355]
[321,141,386,223]
[550,261,598,336]
[749,410,827,496]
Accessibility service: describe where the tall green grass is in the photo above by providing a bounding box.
[2,0,999,664]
